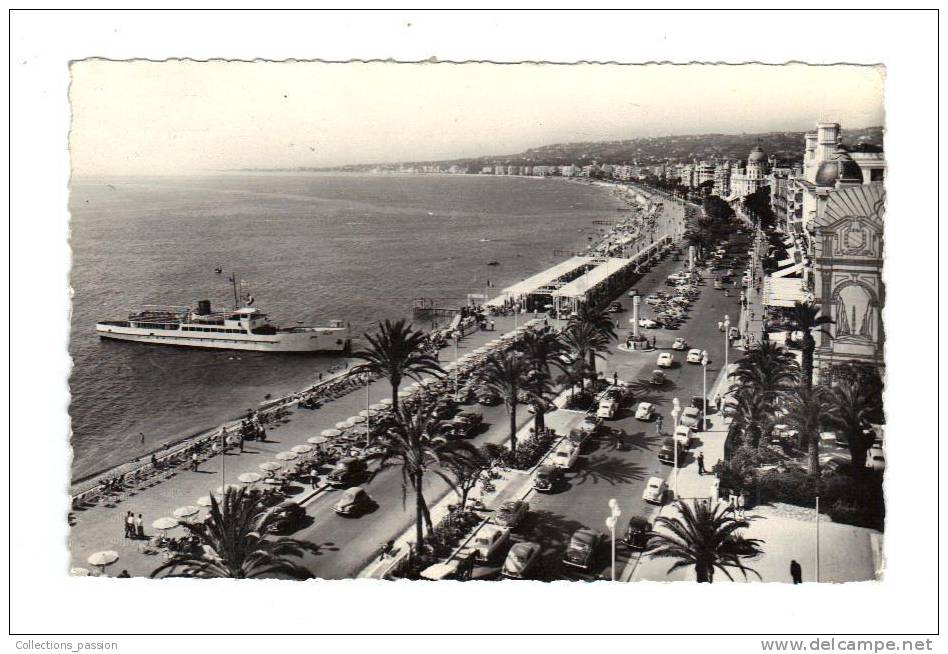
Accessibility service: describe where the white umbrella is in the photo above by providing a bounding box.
[258,461,282,471]
[173,506,200,519]
[380,398,393,406]
[70,567,91,576]
[291,444,313,454]
[335,421,350,430]
[397,390,411,399]
[358,409,371,418]
[237,472,263,484]
[307,435,329,445]
[369,403,387,411]
[350,414,366,424]
[263,477,283,485]
[152,517,180,531]
[87,550,119,574]
[275,451,298,461]
[196,495,214,507]
[321,428,342,438]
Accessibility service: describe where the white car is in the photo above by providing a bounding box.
[639,318,658,329]
[866,448,885,471]
[597,399,617,420]
[657,352,674,368]
[679,406,701,430]
[469,525,511,562]
[686,348,704,364]
[551,442,580,469]
[635,402,655,421]
[642,477,667,505]
[674,425,692,448]
[579,416,599,433]
[645,295,663,306]
[671,338,688,351]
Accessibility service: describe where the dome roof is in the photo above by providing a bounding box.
[815,147,863,187]
[747,146,767,163]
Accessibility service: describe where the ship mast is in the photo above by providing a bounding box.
[230,273,239,310]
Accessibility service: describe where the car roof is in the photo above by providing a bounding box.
[647,476,663,486]
[571,528,598,544]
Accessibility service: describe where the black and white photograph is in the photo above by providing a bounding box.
[6,7,941,645]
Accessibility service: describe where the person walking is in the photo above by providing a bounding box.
[117,569,131,578]
[191,452,199,472]
[238,432,245,453]
[714,394,722,412]
[309,467,319,490]
[790,559,803,584]
[736,492,746,519]
[717,320,723,332]
[125,511,135,540]
[139,432,145,445]
[612,371,618,386]
[135,513,144,539]
[697,452,706,475]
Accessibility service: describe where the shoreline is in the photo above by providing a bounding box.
[69,176,640,494]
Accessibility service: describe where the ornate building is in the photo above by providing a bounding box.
[729,145,771,199]
[812,183,885,380]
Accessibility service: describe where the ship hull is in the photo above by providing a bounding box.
[95,323,350,353]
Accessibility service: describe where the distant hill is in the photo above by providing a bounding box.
[311,126,883,172]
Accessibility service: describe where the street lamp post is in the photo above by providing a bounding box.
[453,332,461,396]
[365,376,371,449]
[606,498,622,581]
[701,351,709,431]
[723,314,731,377]
[671,398,681,499]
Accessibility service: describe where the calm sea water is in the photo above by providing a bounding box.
[68,173,622,480]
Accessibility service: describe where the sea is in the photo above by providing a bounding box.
[68,173,624,481]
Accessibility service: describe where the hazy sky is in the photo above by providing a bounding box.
[70,61,885,175]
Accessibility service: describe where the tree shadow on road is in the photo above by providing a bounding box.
[569,454,648,487]
[516,509,589,582]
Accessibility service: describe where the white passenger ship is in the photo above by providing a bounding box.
[96,300,351,353]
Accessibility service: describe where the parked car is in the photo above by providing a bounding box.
[658,437,686,466]
[622,516,653,550]
[332,486,373,516]
[608,302,624,313]
[562,528,602,570]
[269,500,306,534]
[452,410,484,437]
[672,337,688,350]
[645,294,663,306]
[533,465,563,492]
[326,457,368,488]
[551,442,580,469]
[639,318,658,329]
[635,402,655,421]
[642,476,667,504]
[597,399,618,420]
[657,352,674,368]
[674,425,692,449]
[476,389,502,406]
[568,427,592,450]
[494,500,529,529]
[502,541,542,579]
[691,396,709,411]
[679,406,701,430]
[866,448,886,471]
[469,525,510,562]
[579,416,599,433]
[649,369,666,386]
[686,348,704,364]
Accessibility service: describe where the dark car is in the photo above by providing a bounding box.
[326,457,368,488]
[568,427,592,450]
[562,528,602,570]
[432,399,458,420]
[691,396,709,411]
[269,500,306,534]
[476,389,502,406]
[657,437,686,466]
[533,465,563,492]
[453,410,484,437]
[622,516,652,550]
[494,500,529,529]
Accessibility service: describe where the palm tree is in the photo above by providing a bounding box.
[786,301,834,391]
[151,487,318,579]
[373,401,476,554]
[731,340,800,396]
[515,325,566,378]
[646,500,763,583]
[556,357,591,402]
[352,319,444,413]
[824,378,879,470]
[478,350,532,452]
[569,304,617,376]
[561,321,610,385]
[731,387,773,449]
[781,387,831,476]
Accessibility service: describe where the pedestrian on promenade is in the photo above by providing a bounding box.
[613,371,618,386]
[714,394,722,412]
[736,493,746,519]
[139,432,145,445]
[191,452,199,472]
[310,467,319,490]
[239,433,245,453]
[697,452,706,475]
[135,513,144,539]
[125,511,135,539]
[790,560,803,584]
[117,569,131,578]
[655,416,664,436]
[717,321,723,332]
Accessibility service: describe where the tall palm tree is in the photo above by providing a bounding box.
[373,401,475,554]
[478,350,532,452]
[556,357,591,402]
[646,500,763,583]
[352,319,444,413]
[824,378,879,470]
[151,487,318,579]
[781,387,831,476]
[731,340,800,396]
[515,325,566,378]
[786,301,834,391]
[569,304,617,376]
[561,321,610,384]
[731,387,773,449]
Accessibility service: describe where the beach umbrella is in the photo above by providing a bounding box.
[397,390,411,399]
[237,472,262,484]
[69,567,91,577]
[258,461,282,472]
[152,517,180,534]
[307,435,329,445]
[334,421,350,430]
[87,550,119,574]
[369,403,387,411]
[321,428,342,438]
[358,409,371,418]
[380,398,393,406]
[263,477,283,485]
[196,495,214,507]
[291,444,313,454]
[173,505,200,519]
[275,451,298,462]
[215,484,242,495]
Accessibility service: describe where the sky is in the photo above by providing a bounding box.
[69,61,885,175]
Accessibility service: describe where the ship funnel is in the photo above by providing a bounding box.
[196,299,212,315]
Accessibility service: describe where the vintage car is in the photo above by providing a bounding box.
[493,500,530,529]
[622,516,653,550]
[269,500,307,534]
[679,406,702,431]
[568,427,592,450]
[579,416,600,433]
[649,369,666,386]
[596,399,618,420]
[686,348,705,364]
[672,337,688,350]
[469,525,510,562]
[551,442,580,470]
[326,457,368,488]
[658,437,686,466]
[657,352,674,368]
[642,476,668,504]
[502,542,542,579]
[635,402,655,421]
[533,465,564,493]
[332,486,373,516]
[562,528,602,570]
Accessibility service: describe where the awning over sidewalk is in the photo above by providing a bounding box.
[551,257,633,300]
[762,276,811,307]
[771,262,804,278]
[487,256,591,306]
